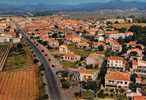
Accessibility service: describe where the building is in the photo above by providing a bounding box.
[0,33,20,44]
[104,18,133,24]
[132,60,146,75]
[106,32,134,39]
[105,71,130,95]
[106,38,122,52]
[127,48,144,60]
[79,67,98,81]
[48,38,59,48]
[65,33,81,43]
[133,96,146,100]
[77,41,90,49]
[92,42,106,51]
[59,45,70,54]
[107,56,125,71]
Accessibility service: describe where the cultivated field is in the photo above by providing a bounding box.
[0,67,39,100]
[0,44,11,71]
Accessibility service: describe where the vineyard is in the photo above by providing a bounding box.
[0,44,11,71]
[0,67,39,100]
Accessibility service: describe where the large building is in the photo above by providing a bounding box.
[107,56,125,71]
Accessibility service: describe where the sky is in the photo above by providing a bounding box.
[0,0,146,5]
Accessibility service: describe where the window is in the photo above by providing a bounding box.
[117,81,120,84]
[125,82,127,84]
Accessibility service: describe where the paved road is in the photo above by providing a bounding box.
[15,24,62,100]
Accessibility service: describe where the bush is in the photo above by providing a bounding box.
[33,59,39,64]
[82,90,95,99]
[98,90,105,98]
[61,79,70,89]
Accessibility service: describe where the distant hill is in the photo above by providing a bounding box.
[0,0,146,16]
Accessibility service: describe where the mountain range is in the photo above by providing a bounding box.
[0,0,146,15]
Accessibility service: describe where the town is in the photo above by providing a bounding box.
[0,14,146,100]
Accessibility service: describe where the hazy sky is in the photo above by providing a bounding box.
[1,0,146,5]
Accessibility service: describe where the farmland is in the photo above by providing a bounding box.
[1,43,43,100]
[0,67,39,100]
[4,44,33,71]
[0,44,11,71]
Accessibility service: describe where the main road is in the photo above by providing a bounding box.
[15,23,62,100]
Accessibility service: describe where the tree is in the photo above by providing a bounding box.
[43,41,48,46]
[98,45,104,51]
[82,81,97,92]
[61,79,70,89]
[82,90,95,99]
[33,59,39,64]
[17,43,23,49]
[130,73,137,83]
[128,25,142,34]
[97,90,105,98]
[119,27,127,33]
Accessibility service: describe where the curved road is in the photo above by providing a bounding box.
[15,24,62,100]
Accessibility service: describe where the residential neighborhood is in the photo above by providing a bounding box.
[0,3,146,100]
[8,15,146,100]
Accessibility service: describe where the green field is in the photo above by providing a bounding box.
[4,45,34,71]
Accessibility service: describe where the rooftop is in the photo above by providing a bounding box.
[105,71,130,81]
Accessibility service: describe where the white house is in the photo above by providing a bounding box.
[107,56,125,71]
[105,71,130,89]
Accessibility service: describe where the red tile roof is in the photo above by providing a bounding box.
[108,56,124,61]
[105,71,130,81]
[133,96,146,100]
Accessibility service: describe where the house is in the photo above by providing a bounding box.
[106,38,122,52]
[88,28,98,35]
[0,33,20,44]
[59,45,70,54]
[127,48,144,60]
[0,34,12,43]
[133,96,146,100]
[62,53,81,62]
[105,71,130,91]
[65,33,81,43]
[127,41,145,50]
[77,41,90,49]
[0,21,8,32]
[39,33,49,41]
[106,31,134,39]
[107,56,125,71]
[132,60,146,75]
[104,18,125,24]
[127,88,142,98]
[79,67,98,81]
[111,42,122,52]
[92,42,106,51]
[95,35,105,42]
[48,38,59,48]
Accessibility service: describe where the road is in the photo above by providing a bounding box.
[15,24,62,100]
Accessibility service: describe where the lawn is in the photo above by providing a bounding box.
[68,43,93,57]
[62,61,77,69]
[4,45,34,71]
